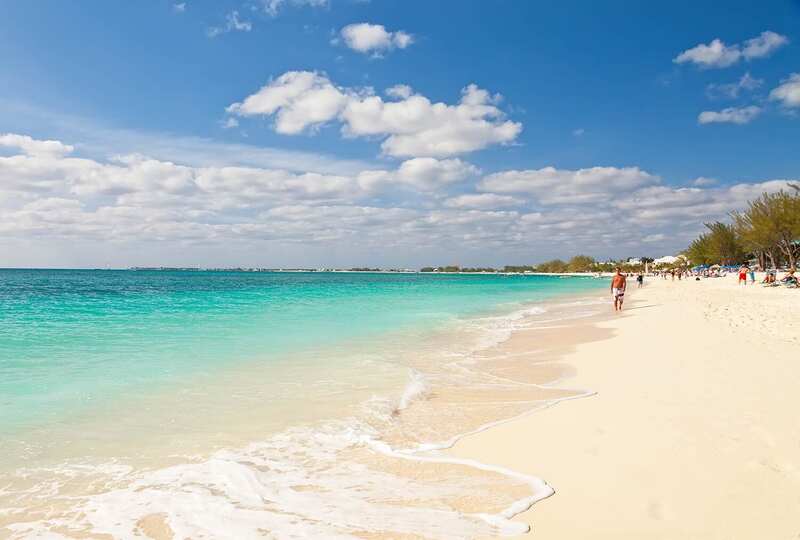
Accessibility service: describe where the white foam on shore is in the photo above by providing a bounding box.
[2,294,602,539]
[396,369,431,412]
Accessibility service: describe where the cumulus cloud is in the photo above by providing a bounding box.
[697,105,761,125]
[478,166,658,205]
[443,193,522,209]
[0,133,74,157]
[613,180,791,224]
[674,31,788,68]
[769,73,800,109]
[394,158,478,190]
[385,84,413,99]
[3,133,797,266]
[356,158,477,193]
[706,72,763,99]
[226,71,348,134]
[227,72,522,158]
[339,23,414,56]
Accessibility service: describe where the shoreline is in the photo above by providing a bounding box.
[1,278,611,539]
[448,274,800,538]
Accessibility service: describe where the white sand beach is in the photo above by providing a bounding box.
[450,274,800,539]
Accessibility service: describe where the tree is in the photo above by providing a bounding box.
[686,233,712,265]
[703,221,744,265]
[536,259,568,273]
[732,197,778,268]
[567,255,596,272]
[733,190,800,269]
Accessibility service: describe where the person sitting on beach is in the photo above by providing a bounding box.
[611,267,627,312]
[781,268,798,286]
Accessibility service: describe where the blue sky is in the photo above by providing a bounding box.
[0,1,798,268]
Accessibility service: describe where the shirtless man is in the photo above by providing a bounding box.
[611,267,627,312]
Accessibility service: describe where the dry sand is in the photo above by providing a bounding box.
[449,274,800,539]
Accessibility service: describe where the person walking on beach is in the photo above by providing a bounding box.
[738,264,749,286]
[636,273,644,288]
[611,268,627,312]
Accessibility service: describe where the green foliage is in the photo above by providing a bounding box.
[460,267,498,273]
[687,187,800,268]
[535,259,568,273]
[567,255,596,272]
[686,234,712,265]
[703,221,744,265]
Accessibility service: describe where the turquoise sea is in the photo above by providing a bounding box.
[0,269,607,539]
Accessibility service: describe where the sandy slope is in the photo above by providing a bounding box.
[449,274,800,539]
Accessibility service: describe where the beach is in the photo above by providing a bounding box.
[2,270,798,538]
[450,274,800,539]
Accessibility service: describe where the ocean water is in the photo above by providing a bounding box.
[0,269,607,539]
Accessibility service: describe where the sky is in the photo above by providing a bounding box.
[0,0,798,268]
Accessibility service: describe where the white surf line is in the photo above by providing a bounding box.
[362,389,597,535]
[352,296,606,532]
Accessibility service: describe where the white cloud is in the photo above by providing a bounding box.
[698,105,761,125]
[769,73,800,109]
[339,23,414,56]
[356,158,477,193]
[741,31,789,59]
[4,133,796,267]
[692,176,718,186]
[674,38,742,68]
[385,84,413,99]
[395,158,478,190]
[207,11,252,38]
[613,180,791,225]
[444,193,522,209]
[342,84,521,157]
[642,233,666,243]
[228,72,522,158]
[478,166,658,205]
[173,3,186,13]
[261,0,328,17]
[226,71,348,134]
[674,31,788,68]
[706,72,763,99]
[221,117,239,129]
[0,133,74,157]
[572,128,585,137]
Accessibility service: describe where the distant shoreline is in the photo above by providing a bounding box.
[1,267,613,277]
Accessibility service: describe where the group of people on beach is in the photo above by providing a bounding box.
[656,269,686,280]
[738,264,798,287]
[609,264,798,312]
[737,264,756,285]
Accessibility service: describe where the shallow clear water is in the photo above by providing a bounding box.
[0,269,607,539]
[0,269,604,435]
